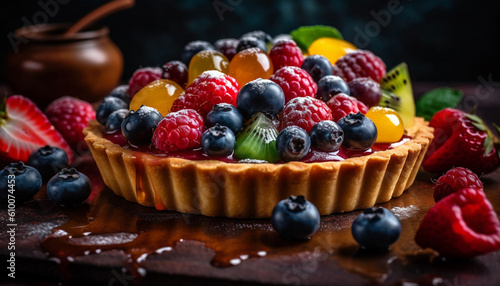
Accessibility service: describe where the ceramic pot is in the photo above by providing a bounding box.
[5,23,123,107]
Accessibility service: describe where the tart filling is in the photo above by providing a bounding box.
[84,117,433,218]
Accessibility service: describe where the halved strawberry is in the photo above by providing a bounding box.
[0,95,73,163]
[422,108,499,175]
[415,188,500,258]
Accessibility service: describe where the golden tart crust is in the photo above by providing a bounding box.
[84,118,433,218]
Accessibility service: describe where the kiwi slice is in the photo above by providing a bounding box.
[379,62,416,128]
[234,112,280,163]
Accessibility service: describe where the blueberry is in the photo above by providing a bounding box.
[237,79,285,119]
[105,109,129,132]
[352,207,401,251]
[237,36,267,53]
[181,41,215,66]
[27,145,69,181]
[108,85,131,105]
[96,96,129,125]
[46,168,91,207]
[301,55,333,83]
[271,195,320,240]
[0,162,42,204]
[276,126,311,162]
[122,105,163,146]
[310,121,344,152]
[241,30,273,45]
[205,103,243,134]
[337,112,377,150]
[201,124,235,156]
[316,75,350,102]
[162,60,188,87]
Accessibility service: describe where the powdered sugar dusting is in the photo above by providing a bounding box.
[199,70,225,79]
[390,205,419,220]
[18,221,63,239]
[248,78,273,94]
[280,66,301,73]
[135,105,158,116]
[133,67,161,75]
[68,233,138,246]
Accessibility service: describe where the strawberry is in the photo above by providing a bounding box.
[433,167,483,202]
[0,95,73,163]
[45,96,96,152]
[415,188,500,259]
[422,108,499,175]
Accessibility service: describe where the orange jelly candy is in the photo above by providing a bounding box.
[130,79,184,116]
[188,50,229,84]
[229,48,273,87]
[308,37,356,65]
[365,106,405,143]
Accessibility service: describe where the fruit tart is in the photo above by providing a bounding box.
[84,29,434,218]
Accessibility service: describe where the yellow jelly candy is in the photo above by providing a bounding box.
[188,50,229,84]
[229,48,274,87]
[308,37,357,65]
[130,79,184,116]
[365,106,405,143]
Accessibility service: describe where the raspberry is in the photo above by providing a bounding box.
[45,96,96,152]
[270,66,317,103]
[415,188,500,259]
[269,39,305,72]
[327,93,368,122]
[214,38,239,61]
[279,97,332,133]
[128,67,162,98]
[152,109,204,152]
[433,167,483,202]
[170,71,239,117]
[332,50,386,82]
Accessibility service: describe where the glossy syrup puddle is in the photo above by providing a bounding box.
[40,170,444,284]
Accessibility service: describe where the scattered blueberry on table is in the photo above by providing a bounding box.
[351,207,401,251]
[271,195,320,240]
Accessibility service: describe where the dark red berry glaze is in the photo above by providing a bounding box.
[104,130,410,164]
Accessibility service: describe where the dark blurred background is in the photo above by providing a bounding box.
[1,0,499,82]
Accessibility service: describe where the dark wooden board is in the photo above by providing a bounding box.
[1,156,500,286]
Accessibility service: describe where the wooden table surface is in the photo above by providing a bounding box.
[0,82,499,286]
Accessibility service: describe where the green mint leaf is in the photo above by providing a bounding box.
[416,88,463,121]
[290,25,343,52]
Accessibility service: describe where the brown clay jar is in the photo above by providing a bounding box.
[5,23,123,107]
